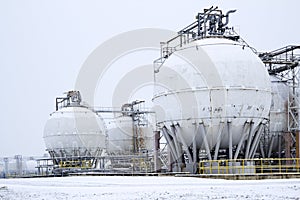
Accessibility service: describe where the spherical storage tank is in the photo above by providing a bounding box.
[270,75,289,134]
[44,106,107,158]
[268,75,290,154]
[153,37,272,154]
[107,115,154,154]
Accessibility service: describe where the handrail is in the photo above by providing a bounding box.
[199,158,300,174]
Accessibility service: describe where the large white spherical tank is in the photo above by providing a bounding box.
[107,116,153,153]
[43,106,107,157]
[153,38,272,150]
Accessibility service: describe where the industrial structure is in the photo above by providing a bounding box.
[37,6,300,175]
[153,6,300,173]
[42,91,156,174]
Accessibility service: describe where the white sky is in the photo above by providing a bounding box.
[0,0,300,157]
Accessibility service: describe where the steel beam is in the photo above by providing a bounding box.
[249,124,264,158]
[234,122,249,159]
[259,140,266,158]
[228,121,233,160]
[213,122,225,160]
[174,124,193,162]
[161,126,177,163]
[245,122,255,159]
[267,134,275,158]
[193,134,197,163]
[199,123,212,160]
[169,125,182,163]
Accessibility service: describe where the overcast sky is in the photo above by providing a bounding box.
[0,0,300,157]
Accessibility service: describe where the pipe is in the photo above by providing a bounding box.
[223,10,236,26]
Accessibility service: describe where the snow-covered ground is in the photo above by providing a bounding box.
[0,176,299,200]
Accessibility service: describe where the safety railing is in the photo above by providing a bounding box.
[199,158,300,174]
[59,160,92,169]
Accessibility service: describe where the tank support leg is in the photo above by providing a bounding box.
[161,126,178,169]
[193,135,197,162]
[245,121,255,158]
[174,124,193,162]
[228,121,233,159]
[169,125,183,165]
[213,122,225,160]
[249,123,264,158]
[267,134,275,158]
[234,122,250,159]
[259,140,266,158]
[199,122,212,160]
[154,131,161,172]
[278,133,282,158]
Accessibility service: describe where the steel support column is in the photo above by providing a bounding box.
[174,124,193,162]
[234,122,250,159]
[249,124,264,158]
[245,122,255,159]
[259,140,266,158]
[193,135,197,162]
[213,122,225,160]
[154,131,161,172]
[297,131,300,158]
[161,126,177,164]
[228,121,233,160]
[169,125,183,163]
[199,123,212,160]
[267,134,275,158]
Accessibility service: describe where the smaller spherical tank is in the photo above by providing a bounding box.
[268,75,290,152]
[270,76,289,134]
[43,106,107,157]
[107,116,134,153]
[107,115,154,154]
